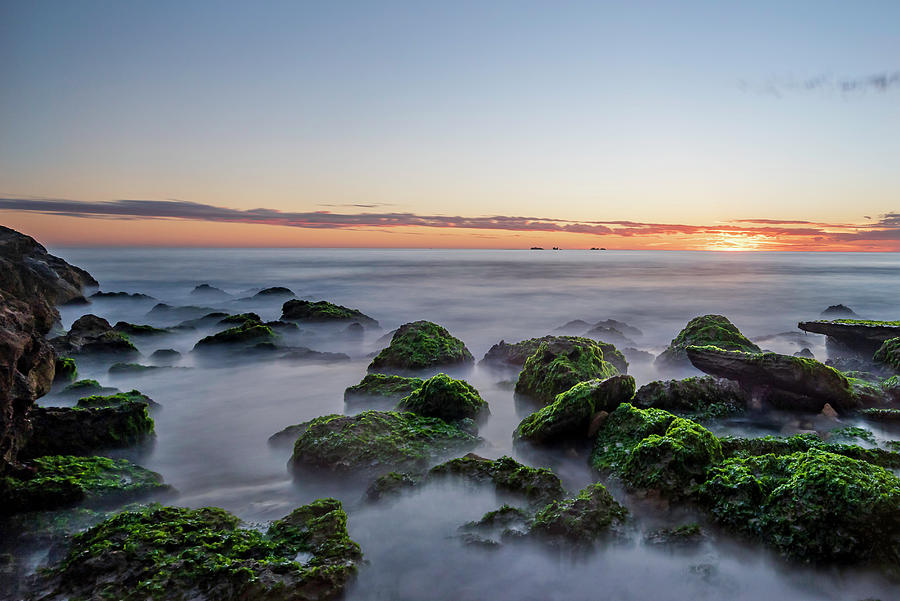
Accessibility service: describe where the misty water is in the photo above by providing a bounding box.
[26,249,900,600]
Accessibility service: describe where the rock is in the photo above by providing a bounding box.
[514,375,635,444]
[90,291,154,301]
[586,411,609,437]
[217,312,262,326]
[514,337,619,405]
[279,347,350,362]
[365,471,420,502]
[397,373,489,422]
[267,421,312,448]
[821,304,859,317]
[633,376,748,415]
[108,363,164,376]
[289,410,480,476]
[874,337,900,372]
[281,299,377,327]
[76,389,159,409]
[529,483,627,546]
[60,296,90,306]
[175,311,230,328]
[0,455,170,515]
[146,303,217,323]
[686,346,861,412]
[655,315,760,371]
[189,283,230,300]
[459,505,531,543]
[35,499,362,601]
[794,347,815,359]
[53,356,77,382]
[859,407,900,423]
[193,321,278,350]
[58,379,116,398]
[699,449,900,564]
[554,319,592,333]
[368,321,473,373]
[345,374,424,407]
[591,403,678,475]
[584,324,637,347]
[644,523,706,549]
[50,314,140,358]
[254,286,295,298]
[429,454,565,506]
[481,335,628,375]
[265,320,300,333]
[1,227,96,474]
[798,319,900,357]
[149,348,181,365]
[718,433,900,470]
[820,403,839,418]
[113,321,170,336]
[21,396,154,459]
[343,321,365,339]
[622,347,654,364]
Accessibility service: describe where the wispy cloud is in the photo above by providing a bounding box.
[742,71,900,98]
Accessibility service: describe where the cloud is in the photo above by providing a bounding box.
[744,71,900,97]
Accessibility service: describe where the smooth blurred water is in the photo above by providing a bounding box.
[33,248,900,600]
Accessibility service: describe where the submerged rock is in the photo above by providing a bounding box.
[193,321,278,350]
[53,356,77,383]
[633,376,748,416]
[368,321,473,373]
[189,283,230,299]
[278,347,350,362]
[254,286,296,298]
[217,312,262,326]
[655,315,760,371]
[149,348,182,365]
[529,482,627,546]
[344,374,424,406]
[429,454,565,506]
[35,499,362,601]
[289,411,480,476]
[514,337,619,405]
[50,314,140,358]
[108,362,164,376]
[644,523,707,549]
[364,471,420,502]
[481,335,628,375]
[719,433,900,470]
[686,346,862,412]
[146,303,218,323]
[820,304,859,317]
[515,375,635,444]
[397,373,489,422]
[90,291,154,301]
[793,347,815,359]
[113,321,170,336]
[874,337,900,372]
[798,319,900,357]
[281,299,377,327]
[0,455,169,515]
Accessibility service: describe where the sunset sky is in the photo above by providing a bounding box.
[1,1,898,250]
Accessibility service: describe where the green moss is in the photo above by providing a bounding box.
[829,426,876,444]
[620,417,723,498]
[76,390,155,409]
[42,500,361,601]
[53,356,78,382]
[0,456,169,515]
[874,337,900,371]
[515,375,635,444]
[114,321,169,336]
[63,378,102,393]
[397,373,489,422]
[644,523,706,548]
[633,376,747,418]
[824,319,900,326]
[217,312,262,325]
[698,450,900,563]
[529,482,627,545]
[514,338,619,405]
[859,407,900,422]
[656,315,760,368]
[429,454,565,506]
[483,335,628,374]
[365,471,419,502]
[460,504,531,541]
[590,403,677,473]
[719,433,900,469]
[290,410,480,475]
[344,374,424,404]
[282,299,377,326]
[108,362,161,375]
[368,321,474,372]
[194,321,277,349]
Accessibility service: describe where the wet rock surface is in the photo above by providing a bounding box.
[368,321,473,373]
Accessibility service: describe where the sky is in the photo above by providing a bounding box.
[1,0,898,250]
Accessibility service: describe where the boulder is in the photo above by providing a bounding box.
[655,315,760,371]
[50,314,140,358]
[428,454,565,506]
[146,303,217,323]
[514,375,635,444]
[193,322,277,350]
[798,319,900,357]
[254,286,295,298]
[368,321,473,373]
[344,374,424,406]
[874,337,900,372]
[529,482,627,546]
[397,373,489,422]
[189,283,230,300]
[514,337,619,405]
[113,321,170,336]
[90,291,154,301]
[289,410,479,476]
[35,499,362,601]
[821,304,858,317]
[633,376,748,415]
[149,348,182,365]
[686,346,861,412]
[281,299,377,327]
[481,335,628,374]
[53,356,77,383]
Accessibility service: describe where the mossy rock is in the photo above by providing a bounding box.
[643,523,706,548]
[0,455,169,515]
[655,315,760,370]
[50,314,140,358]
[514,338,619,406]
[719,433,900,470]
[290,411,480,476]
[108,362,162,376]
[37,499,362,601]
[368,321,474,373]
[76,389,159,410]
[482,335,628,374]
[113,321,170,336]
[529,482,627,546]
[590,403,677,473]
[798,319,900,357]
[397,373,489,422]
[281,299,378,327]
[633,376,747,417]
[459,504,532,543]
[217,312,262,326]
[874,337,900,372]
[514,375,635,445]
[53,356,77,382]
[365,471,420,502]
[859,407,900,423]
[193,321,277,349]
[429,454,565,506]
[344,374,424,406]
[699,449,900,564]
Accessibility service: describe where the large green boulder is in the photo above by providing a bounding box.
[281,299,378,327]
[529,482,627,546]
[193,321,277,349]
[514,375,634,444]
[514,338,619,405]
[35,499,362,601]
[590,403,677,474]
[368,321,473,373]
[397,373,489,422]
[482,335,628,374]
[655,314,759,370]
[344,373,424,407]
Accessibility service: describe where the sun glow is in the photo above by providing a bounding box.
[706,232,771,251]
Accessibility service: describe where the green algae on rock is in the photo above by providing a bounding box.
[193,321,278,349]
[0,455,169,515]
[655,315,760,371]
[35,499,362,601]
[482,335,628,375]
[397,373,489,422]
[281,299,378,327]
[529,482,627,546]
[719,433,900,470]
[514,375,635,444]
[633,376,748,416]
[514,337,619,406]
[50,314,140,358]
[76,389,159,410]
[364,471,420,502]
[698,449,900,564]
[874,337,900,372]
[798,319,900,357]
[53,356,77,383]
[368,321,474,373]
[590,403,677,474]
[290,410,480,476]
[344,373,424,406]
[429,454,565,506]
[113,321,170,336]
